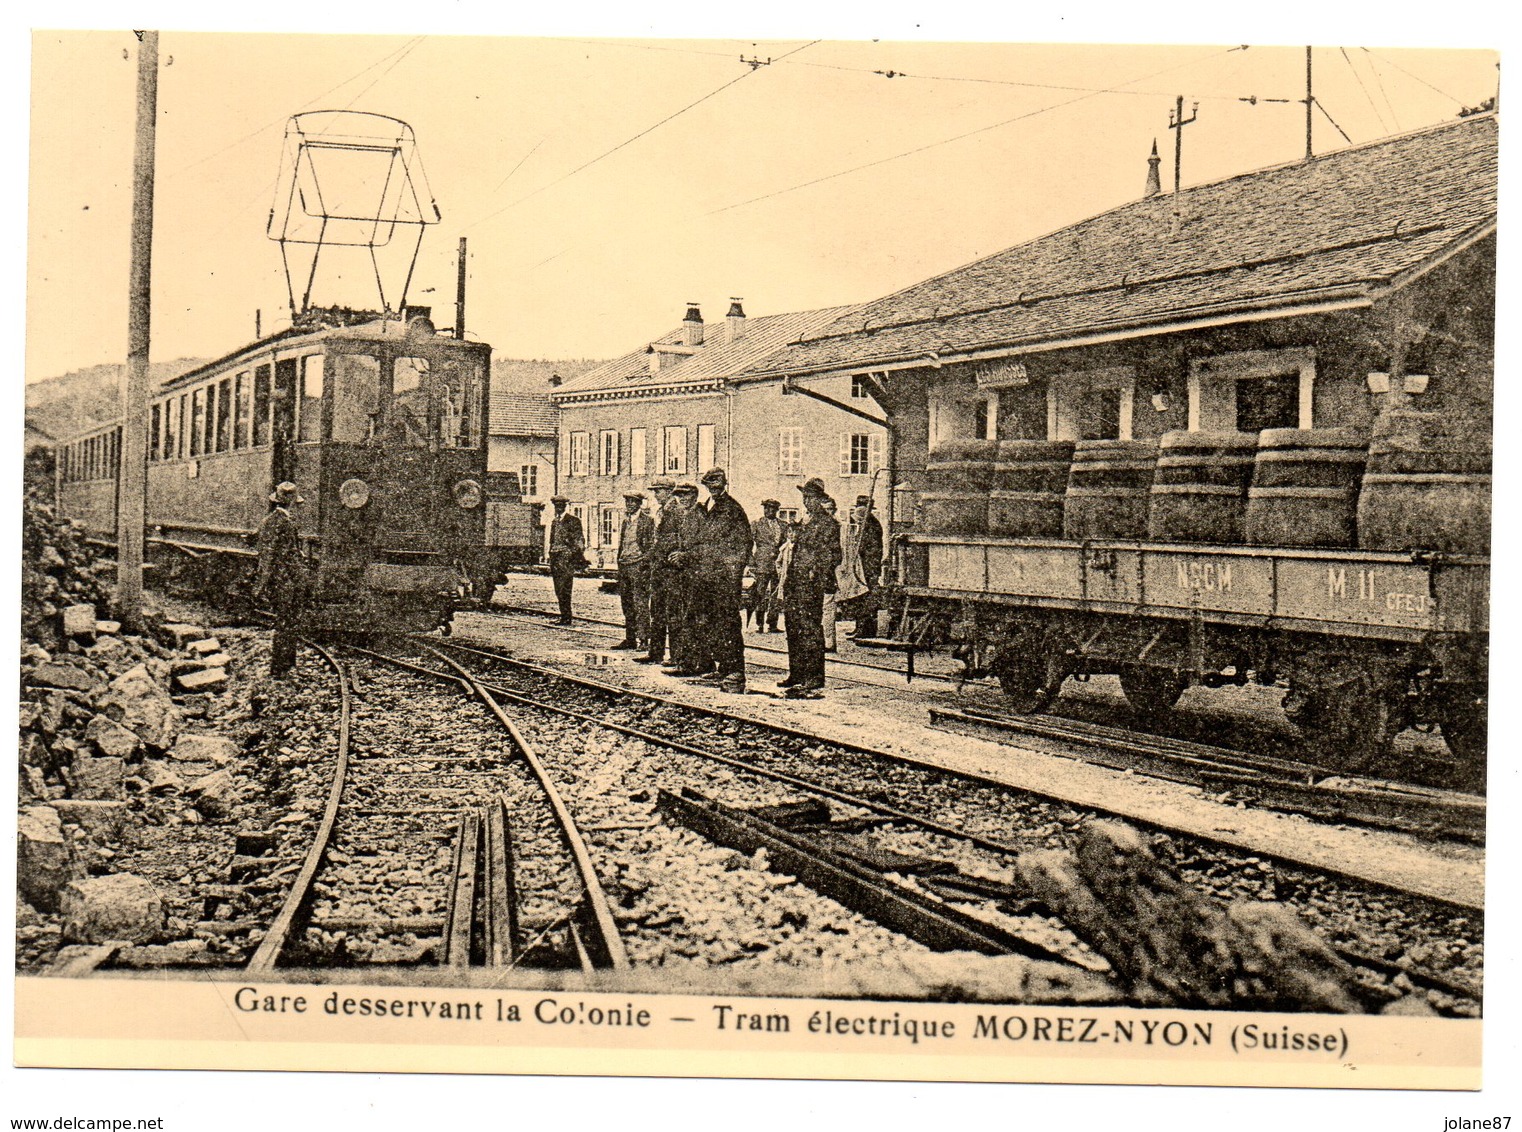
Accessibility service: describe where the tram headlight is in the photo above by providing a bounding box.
[452,478,483,509]
[338,478,371,509]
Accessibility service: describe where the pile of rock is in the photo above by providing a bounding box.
[18,605,246,953]
[21,496,117,653]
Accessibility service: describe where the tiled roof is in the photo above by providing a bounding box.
[753,114,1497,377]
[488,391,558,436]
[552,305,861,399]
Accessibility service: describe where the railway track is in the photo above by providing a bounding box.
[486,601,1481,842]
[928,706,1486,844]
[245,639,627,974]
[407,633,1482,1010]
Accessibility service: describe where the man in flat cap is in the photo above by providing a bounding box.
[693,467,752,693]
[546,495,584,625]
[255,481,308,678]
[847,493,885,642]
[614,491,655,649]
[662,482,709,676]
[638,479,679,665]
[780,477,841,698]
[747,499,785,633]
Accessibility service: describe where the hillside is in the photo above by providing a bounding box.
[492,357,601,394]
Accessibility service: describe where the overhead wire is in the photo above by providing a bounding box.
[1313,98,1354,146]
[706,44,1245,218]
[1361,48,1465,106]
[464,40,819,232]
[1341,47,1391,133]
[1362,49,1404,131]
[169,35,426,178]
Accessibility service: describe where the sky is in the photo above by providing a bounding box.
[22,30,1498,382]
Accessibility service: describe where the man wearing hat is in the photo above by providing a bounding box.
[693,467,752,693]
[662,483,709,675]
[747,499,785,633]
[614,491,656,649]
[546,495,584,625]
[637,479,679,665]
[255,482,308,678]
[848,493,885,642]
[780,478,841,698]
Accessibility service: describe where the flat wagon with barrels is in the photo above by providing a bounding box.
[887,409,1489,784]
[55,307,500,634]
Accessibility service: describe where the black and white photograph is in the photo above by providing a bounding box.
[7,13,1513,1124]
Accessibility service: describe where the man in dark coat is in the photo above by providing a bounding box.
[662,483,709,676]
[614,491,656,649]
[254,481,308,678]
[746,499,785,633]
[637,479,678,665]
[780,478,841,699]
[546,496,584,625]
[849,494,885,642]
[691,467,752,693]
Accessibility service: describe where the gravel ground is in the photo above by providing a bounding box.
[432,636,1484,1014]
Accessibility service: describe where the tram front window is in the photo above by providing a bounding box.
[391,356,432,447]
[331,354,382,444]
[438,357,483,449]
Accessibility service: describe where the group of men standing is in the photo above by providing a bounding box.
[544,469,884,700]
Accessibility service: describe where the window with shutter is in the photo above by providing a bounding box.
[630,428,647,475]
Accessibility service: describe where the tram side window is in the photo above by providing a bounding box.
[392,356,431,447]
[235,372,252,448]
[330,354,381,444]
[253,366,272,446]
[162,399,177,460]
[150,404,162,461]
[190,388,206,456]
[298,356,324,442]
[216,378,232,452]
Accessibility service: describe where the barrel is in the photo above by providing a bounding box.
[988,440,1074,537]
[1245,428,1367,548]
[1357,410,1491,555]
[924,439,998,493]
[1148,430,1258,544]
[1063,438,1159,540]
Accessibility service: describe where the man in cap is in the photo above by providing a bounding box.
[662,482,709,676]
[847,493,885,642]
[747,499,785,633]
[614,491,655,649]
[546,495,584,625]
[780,478,841,698]
[255,481,309,678]
[693,467,752,693]
[637,479,678,665]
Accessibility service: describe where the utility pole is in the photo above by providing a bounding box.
[1169,95,1198,194]
[116,29,159,632]
[1304,46,1314,160]
[455,237,467,340]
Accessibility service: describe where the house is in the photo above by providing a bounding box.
[549,300,889,568]
[486,389,558,555]
[746,113,1496,528]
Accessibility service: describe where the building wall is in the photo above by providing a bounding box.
[487,433,557,559]
[554,375,890,568]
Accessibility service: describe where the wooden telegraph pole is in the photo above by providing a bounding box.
[1169,95,1198,194]
[117,30,159,631]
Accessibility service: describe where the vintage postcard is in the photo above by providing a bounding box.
[10,19,1508,1118]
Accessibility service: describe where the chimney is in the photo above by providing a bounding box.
[725,298,747,344]
[1144,138,1162,199]
[682,302,704,347]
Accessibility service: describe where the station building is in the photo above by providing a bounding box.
[745,113,1496,534]
[549,301,891,569]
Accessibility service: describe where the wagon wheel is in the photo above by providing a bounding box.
[993,648,1066,715]
[1438,687,1487,791]
[1290,667,1401,774]
[1119,666,1187,720]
